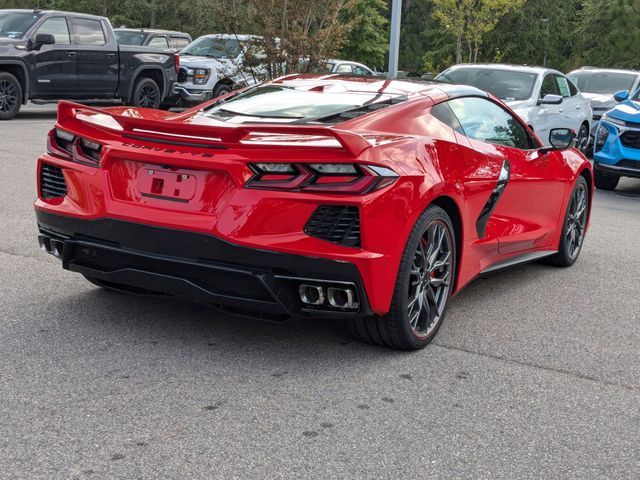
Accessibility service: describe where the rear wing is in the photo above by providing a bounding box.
[57,101,373,157]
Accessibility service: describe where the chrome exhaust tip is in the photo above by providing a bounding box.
[327,287,358,309]
[299,284,325,305]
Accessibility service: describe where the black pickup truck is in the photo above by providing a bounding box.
[0,9,178,120]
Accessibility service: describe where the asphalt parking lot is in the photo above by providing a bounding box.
[1,105,639,479]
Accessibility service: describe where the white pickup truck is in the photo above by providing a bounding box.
[172,34,262,104]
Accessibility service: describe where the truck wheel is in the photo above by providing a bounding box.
[212,83,232,99]
[0,72,22,120]
[131,77,161,109]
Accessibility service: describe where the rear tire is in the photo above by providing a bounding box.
[349,205,456,350]
[131,77,161,109]
[0,72,22,120]
[549,176,589,267]
[594,168,619,191]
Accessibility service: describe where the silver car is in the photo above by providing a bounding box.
[567,67,640,138]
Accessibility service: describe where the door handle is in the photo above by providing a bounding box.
[66,51,77,57]
[558,109,564,113]
[575,105,581,109]
[106,53,116,58]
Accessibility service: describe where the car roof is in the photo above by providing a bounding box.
[198,34,258,41]
[114,28,189,35]
[568,67,640,75]
[4,9,106,21]
[270,74,488,99]
[444,63,560,76]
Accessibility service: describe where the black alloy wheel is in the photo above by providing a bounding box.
[549,176,589,267]
[348,205,456,350]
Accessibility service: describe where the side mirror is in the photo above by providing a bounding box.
[614,90,629,102]
[537,94,563,106]
[31,33,55,50]
[548,128,576,150]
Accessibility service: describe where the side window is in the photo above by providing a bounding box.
[540,74,559,98]
[171,36,190,49]
[430,102,464,134]
[335,64,353,74]
[567,77,579,96]
[74,18,106,46]
[354,66,368,76]
[448,97,533,150]
[148,36,169,48]
[36,17,71,45]
[555,74,572,98]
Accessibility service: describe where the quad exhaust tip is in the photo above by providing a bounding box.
[298,283,358,310]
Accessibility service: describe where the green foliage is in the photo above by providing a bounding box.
[1,0,639,73]
[339,0,388,69]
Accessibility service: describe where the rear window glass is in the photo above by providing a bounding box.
[115,31,146,45]
[436,67,537,101]
[203,85,406,122]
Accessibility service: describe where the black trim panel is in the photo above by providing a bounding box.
[476,160,510,238]
[480,250,556,275]
[35,210,372,320]
[595,162,640,179]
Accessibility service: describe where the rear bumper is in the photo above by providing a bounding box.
[36,210,372,321]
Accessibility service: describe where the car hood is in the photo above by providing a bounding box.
[605,100,640,122]
[179,55,237,70]
[581,92,617,111]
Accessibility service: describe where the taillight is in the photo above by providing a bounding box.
[47,128,102,167]
[246,163,398,194]
[174,53,180,74]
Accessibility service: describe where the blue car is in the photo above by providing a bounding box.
[593,89,640,189]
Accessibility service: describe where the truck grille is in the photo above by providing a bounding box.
[304,205,360,247]
[620,131,640,149]
[40,163,67,198]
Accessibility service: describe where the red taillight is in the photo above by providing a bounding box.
[246,163,398,194]
[174,53,180,74]
[47,128,102,167]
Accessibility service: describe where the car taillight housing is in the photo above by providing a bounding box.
[246,163,398,194]
[47,128,102,167]
[174,53,180,74]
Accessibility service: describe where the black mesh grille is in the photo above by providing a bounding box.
[620,131,640,149]
[304,206,360,247]
[617,159,640,171]
[40,163,67,198]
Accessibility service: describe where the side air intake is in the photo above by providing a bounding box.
[304,205,360,247]
[40,163,67,199]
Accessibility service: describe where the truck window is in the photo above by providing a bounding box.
[148,36,169,48]
[171,36,190,49]
[74,18,106,46]
[36,17,71,45]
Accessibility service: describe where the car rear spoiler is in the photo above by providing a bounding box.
[57,101,373,157]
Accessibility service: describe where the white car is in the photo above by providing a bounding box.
[319,59,378,76]
[436,64,592,153]
[567,67,640,139]
[172,34,266,104]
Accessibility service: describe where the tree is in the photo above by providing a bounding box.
[340,0,388,70]
[432,0,524,64]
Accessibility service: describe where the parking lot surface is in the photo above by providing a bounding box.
[1,105,639,479]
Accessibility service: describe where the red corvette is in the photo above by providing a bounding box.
[35,75,593,350]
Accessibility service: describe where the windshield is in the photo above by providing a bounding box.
[568,71,637,95]
[203,85,405,121]
[115,31,146,46]
[436,68,538,101]
[0,11,41,38]
[181,37,241,58]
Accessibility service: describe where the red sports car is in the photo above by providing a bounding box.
[35,75,593,350]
